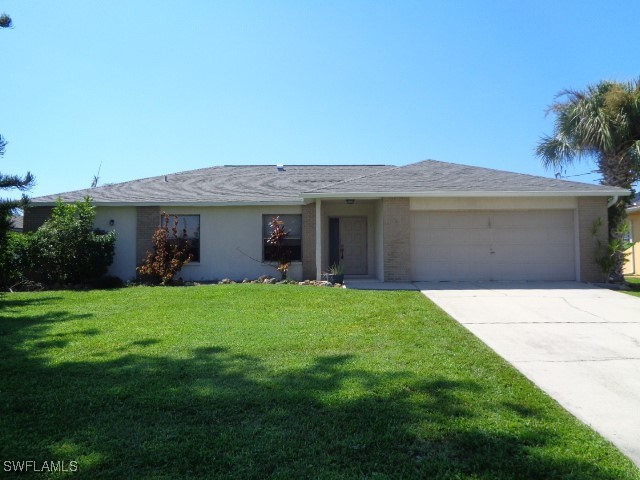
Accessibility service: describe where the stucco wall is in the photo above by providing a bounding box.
[95,207,137,281]
[623,210,640,275]
[157,205,304,281]
[410,196,578,211]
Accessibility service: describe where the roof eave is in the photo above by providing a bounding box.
[303,189,630,200]
[29,200,306,208]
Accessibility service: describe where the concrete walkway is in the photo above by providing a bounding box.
[418,281,640,467]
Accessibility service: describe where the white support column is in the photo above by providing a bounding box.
[315,200,322,280]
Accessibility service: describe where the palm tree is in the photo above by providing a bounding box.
[536,79,640,280]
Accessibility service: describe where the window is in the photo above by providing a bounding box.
[263,214,302,262]
[168,214,200,262]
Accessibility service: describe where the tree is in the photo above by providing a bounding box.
[1,14,35,244]
[536,79,640,280]
[0,136,35,244]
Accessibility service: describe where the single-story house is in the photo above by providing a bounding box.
[25,159,629,283]
[623,200,640,276]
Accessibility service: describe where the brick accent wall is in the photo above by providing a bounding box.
[578,197,608,283]
[23,206,53,232]
[136,206,161,266]
[301,202,317,280]
[383,197,411,282]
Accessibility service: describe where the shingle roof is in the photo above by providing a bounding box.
[31,165,392,205]
[304,160,628,196]
[31,160,627,205]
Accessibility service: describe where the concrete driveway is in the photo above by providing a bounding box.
[418,281,640,467]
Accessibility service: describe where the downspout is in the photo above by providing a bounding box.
[607,195,619,208]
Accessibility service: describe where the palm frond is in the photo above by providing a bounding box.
[537,78,640,184]
[535,134,576,170]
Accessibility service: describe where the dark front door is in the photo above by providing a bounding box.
[328,217,368,275]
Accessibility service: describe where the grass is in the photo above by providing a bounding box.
[624,276,640,297]
[1,285,638,479]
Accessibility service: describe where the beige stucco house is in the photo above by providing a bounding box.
[25,159,629,283]
[623,204,640,276]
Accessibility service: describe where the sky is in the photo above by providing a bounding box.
[2,1,639,199]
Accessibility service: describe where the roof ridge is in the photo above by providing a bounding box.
[171,164,390,176]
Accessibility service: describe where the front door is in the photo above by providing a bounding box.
[329,217,368,275]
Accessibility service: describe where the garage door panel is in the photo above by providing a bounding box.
[528,229,555,244]
[458,245,493,260]
[411,210,576,281]
[418,246,453,263]
[552,243,576,257]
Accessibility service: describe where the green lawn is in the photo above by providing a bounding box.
[625,277,640,297]
[1,286,638,479]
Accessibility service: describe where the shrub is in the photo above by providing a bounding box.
[0,232,30,290]
[27,198,117,285]
[266,216,291,280]
[592,217,633,283]
[137,212,193,285]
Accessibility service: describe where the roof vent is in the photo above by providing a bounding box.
[276,164,285,172]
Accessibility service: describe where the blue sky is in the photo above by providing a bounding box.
[2,1,639,199]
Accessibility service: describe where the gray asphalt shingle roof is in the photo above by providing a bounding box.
[305,160,627,195]
[31,160,626,205]
[32,165,391,204]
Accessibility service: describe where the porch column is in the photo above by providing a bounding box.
[315,199,322,280]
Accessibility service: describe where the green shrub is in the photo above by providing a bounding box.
[0,232,30,289]
[27,198,117,285]
[592,217,633,283]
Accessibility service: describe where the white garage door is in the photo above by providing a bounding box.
[411,210,576,281]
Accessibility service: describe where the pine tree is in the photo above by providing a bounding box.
[1,15,36,242]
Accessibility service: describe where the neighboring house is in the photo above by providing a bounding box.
[623,197,640,276]
[9,215,23,233]
[24,159,629,283]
